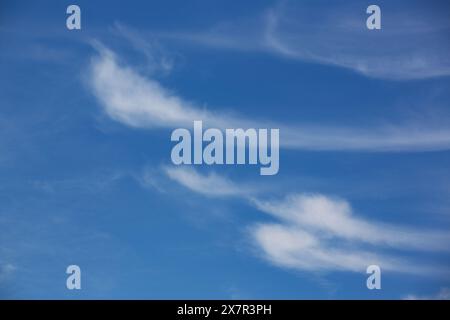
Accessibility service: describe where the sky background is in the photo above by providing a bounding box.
[0,0,450,299]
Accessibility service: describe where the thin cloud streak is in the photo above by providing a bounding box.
[403,287,450,300]
[88,45,450,152]
[164,166,254,197]
[152,1,450,80]
[262,3,450,80]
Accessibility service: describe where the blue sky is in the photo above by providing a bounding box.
[0,0,450,299]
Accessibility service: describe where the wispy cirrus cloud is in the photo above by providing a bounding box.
[88,42,254,131]
[260,1,450,80]
[154,1,450,80]
[87,45,450,152]
[112,22,175,75]
[252,194,450,252]
[164,166,254,197]
[403,287,450,300]
[251,223,414,273]
[162,166,450,275]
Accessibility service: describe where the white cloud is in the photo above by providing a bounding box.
[252,194,450,252]
[157,2,450,80]
[404,287,450,300]
[162,167,449,274]
[249,195,449,274]
[251,193,449,273]
[88,45,450,152]
[89,45,212,129]
[87,40,450,273]
[281,125,450,152]
[251,223,411,273]
[262,3,450,80]
[164,166,253,197]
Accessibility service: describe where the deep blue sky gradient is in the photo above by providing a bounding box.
[0,0,449,299]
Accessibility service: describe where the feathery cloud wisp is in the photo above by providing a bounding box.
[161,167,449,274]
[164,166,254,197]
[252,194,450,252]
[251,223,417,273]
[261,3,450,80]
[403,288,450,300]
[88,45,450,152]
[155,2,450,80]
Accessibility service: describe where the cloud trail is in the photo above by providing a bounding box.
[163,166,450,274]
[261,2,450,80]
[88,45,450,152]
[153,1,450,80]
